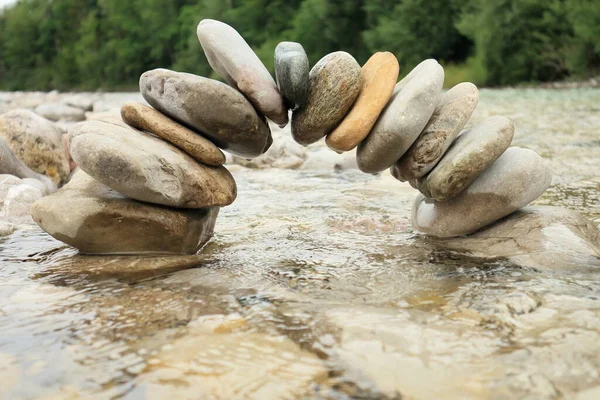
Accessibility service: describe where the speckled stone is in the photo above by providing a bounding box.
[356,59,444,173]
[121,102,225,166]
[0,109,70,185]
[32,171,219,255]
[413,116,514,201]
[197,19,288,127]
[140,69,271,159]
[0,138,56,193]
[326,52,399,153]
[69,120,236,208]
[412,147,552,237]
[392,82,479,181]
[274,42,309,110]
[291,52,362,146]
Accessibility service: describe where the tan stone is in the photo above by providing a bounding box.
[69,120,236,208]
[32,171,219,255]
[326,52,399,152]
[121,102,225,166]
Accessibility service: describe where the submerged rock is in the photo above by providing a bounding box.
[413,116,514,201]
[326,52,400,153]
[31,172,219,255]
[292,52,362,146]
[274,41,309,110]
[121,102,225,166]
[197,19,288,127]
[140,69,272,158]
[412,147,552,237]
[357,59,444,173]
[392,82,479,181]
[0,109,70,185]
[69,120,237,208]
[133,314,327,399]
[440,206,600,271]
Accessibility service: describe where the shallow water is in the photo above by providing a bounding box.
[1,88,600,399]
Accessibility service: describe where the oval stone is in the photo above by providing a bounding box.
[412,147,553,237]
[274,42,309,110]
[392,82,479,181]
[0,109,70,185]
[197,19,288,127]
[140,69,271,159]
[69,120,237,208]
[32,171,219,255]
[291,51,362,146]
[0,138,56,193]
[413,115,514,201]
[326,52,399,153]
[357,59,444,173]
[121,102,225,166]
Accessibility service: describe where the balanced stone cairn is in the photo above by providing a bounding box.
[32,18,552,254]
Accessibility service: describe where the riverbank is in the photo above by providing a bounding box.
[1,88,599,399]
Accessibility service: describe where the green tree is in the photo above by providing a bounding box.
[364,0,471,72]
[457,0,573,85]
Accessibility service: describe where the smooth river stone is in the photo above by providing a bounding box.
[412,147,552,238]
[121,102,225,166]
[392,82,479,181]
[0,138,56,193]
[414,116,514,201]
[69,120,236,208]
[356,59,444,173]
[274,42,309,110]
[326,52,400,153]
[291,51,362,146]
[140,69,272,158]
[0,109,70,185]
[197,19,288,127]
[32,171,219,255]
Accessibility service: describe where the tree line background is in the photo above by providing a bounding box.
[0,0,598,91]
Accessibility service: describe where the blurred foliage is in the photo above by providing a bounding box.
[0,0,598,90]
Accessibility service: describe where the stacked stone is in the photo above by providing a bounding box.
[278,41,552,238]
[32,19,294,255]
[275,38,552,237]
[31,18,554,254]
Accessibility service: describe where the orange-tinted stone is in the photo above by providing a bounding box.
[326,52,399,153]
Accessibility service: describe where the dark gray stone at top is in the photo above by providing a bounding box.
[274,42,309,110]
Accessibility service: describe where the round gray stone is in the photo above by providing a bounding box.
[357,59,444,173]
[412,147,553,237]
[140,69,272,159]
[32,171,219,255]
[197,19,288,127]
[274,42,309,110]
[291,51,362,146]
[392,82,479,181]
[68,120,237,208]
[413,115,514,201]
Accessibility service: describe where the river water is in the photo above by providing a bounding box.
[1,88,599,399]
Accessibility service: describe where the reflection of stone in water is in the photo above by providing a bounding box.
[133,315,327,400]
[35,251,207,282]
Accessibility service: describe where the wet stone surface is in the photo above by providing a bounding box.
[0,88,599,399]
